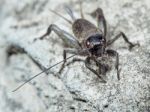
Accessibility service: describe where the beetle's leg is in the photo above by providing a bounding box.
[94,58,109,76]
[59,57,84,73]
[58,48,87,74]
[90,8,107,38]
[106,49,120,80]
[107,32,140,50]
[34,24,81,49]
[85,57,106,83]
[66,58,84,66]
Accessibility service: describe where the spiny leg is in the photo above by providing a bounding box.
[90,8,107,38]
[35,24,82,73]
[94,58,109,76]
[107,32,140,50]
[85,57,106,83]
[34,24,81,49]
[58,48,87,74]
[106,49,120,80]
[66,58,84,66]
[59,57,84,73]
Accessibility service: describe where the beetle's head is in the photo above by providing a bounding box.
[86,34,106,56]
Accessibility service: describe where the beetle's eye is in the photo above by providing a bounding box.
[86,41,90,47]
[86,40,94,48]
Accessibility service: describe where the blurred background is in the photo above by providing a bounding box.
[0,0,150,112]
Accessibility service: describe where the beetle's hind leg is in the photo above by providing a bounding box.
[34,24,80,49]
[107,32,140,50]
[90,8,107,37]
[85,57,106,83]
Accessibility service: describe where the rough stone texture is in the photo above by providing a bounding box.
[0,0,150,112]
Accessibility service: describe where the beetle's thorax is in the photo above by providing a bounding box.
[72,19,103,41]
[72,19,105,57]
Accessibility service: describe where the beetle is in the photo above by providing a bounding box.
[34,5,139,83]
[12,3,139,92]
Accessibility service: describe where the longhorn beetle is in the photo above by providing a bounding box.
[12,2,139,92]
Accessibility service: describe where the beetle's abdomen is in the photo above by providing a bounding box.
[72,19,102,41]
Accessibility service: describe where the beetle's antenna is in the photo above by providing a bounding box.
[49,9,72,24]
[79,0,84,18]
[64,5,76,21]
[12,54,76,92]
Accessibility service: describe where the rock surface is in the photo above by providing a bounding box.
[0,0,150,112]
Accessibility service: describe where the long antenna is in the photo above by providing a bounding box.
[12,54,76,92]
[49,9,72,24]
[79,0,84,18]
[64,5,76,21]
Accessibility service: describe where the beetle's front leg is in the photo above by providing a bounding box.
[107,32,140,50]
[93,58,110,76]
[90,8,107,37]
[106,49,120,80]
[58,48,88,74]
[34,24,81,49]
[59,57,84,74]
[85,57,106,83]
[66,58,84,66]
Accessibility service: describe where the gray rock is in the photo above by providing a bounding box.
[0,0,149,112]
